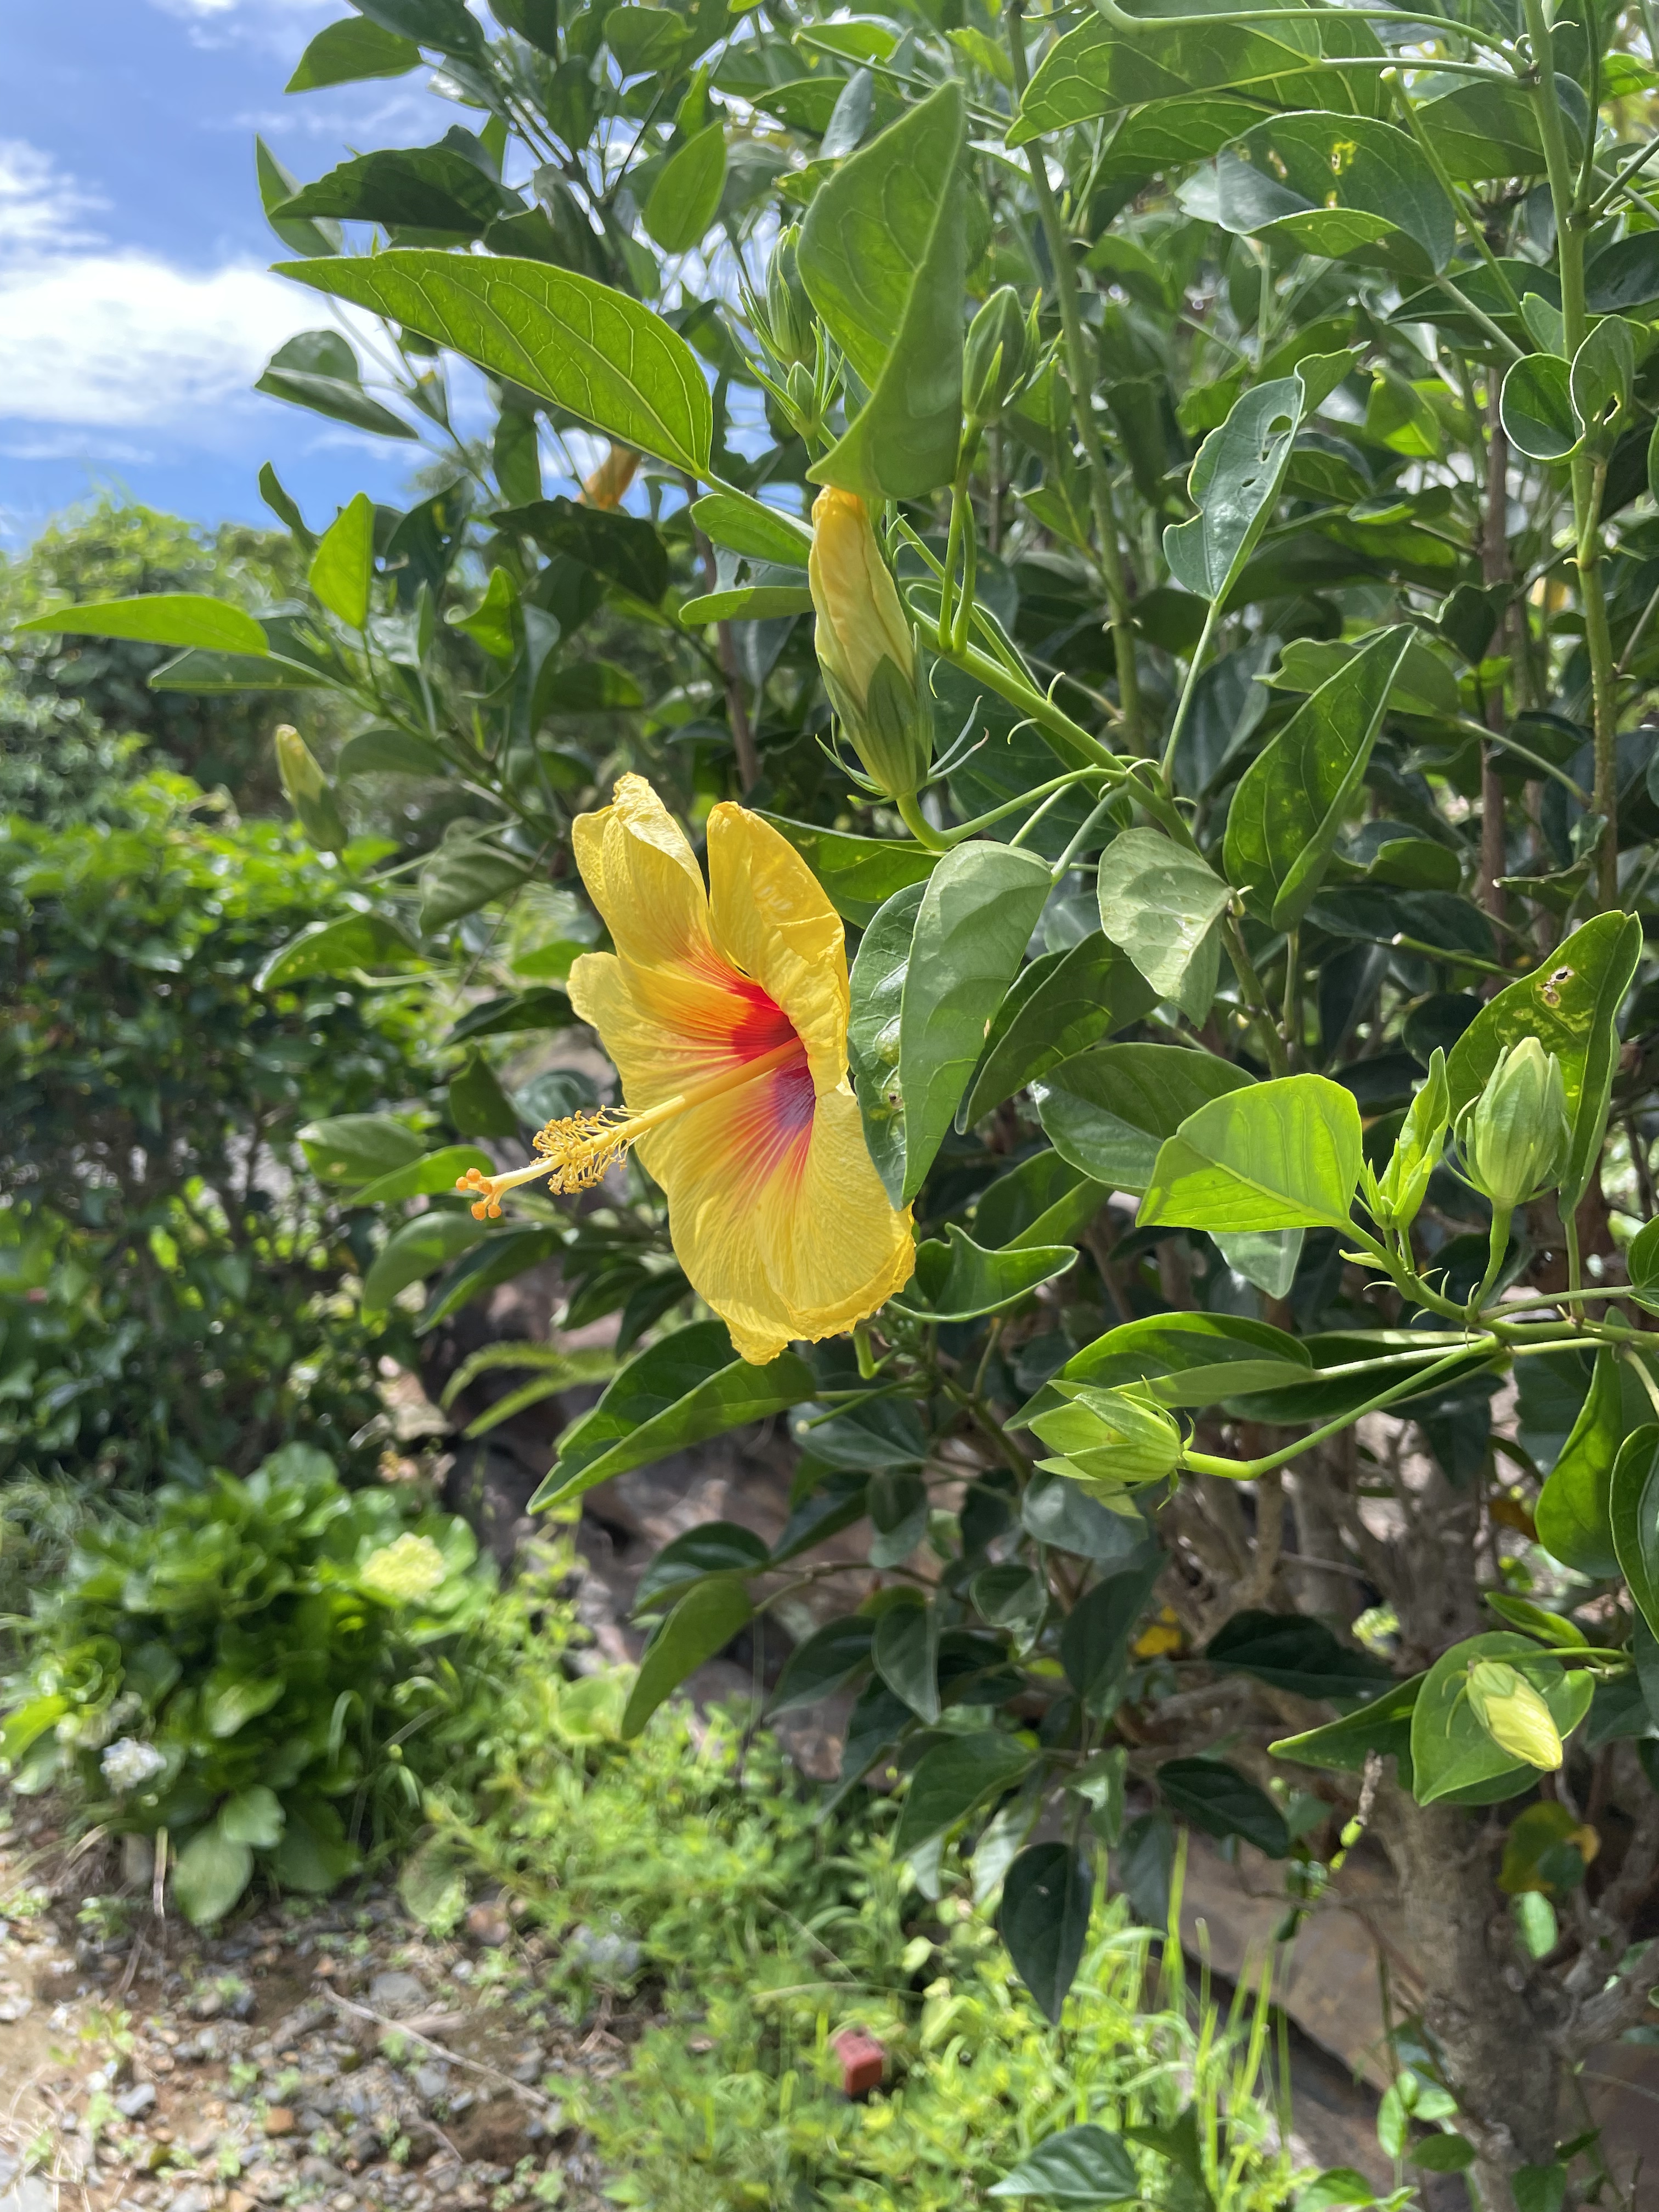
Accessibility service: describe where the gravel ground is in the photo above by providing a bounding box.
[0,1801,645,2212]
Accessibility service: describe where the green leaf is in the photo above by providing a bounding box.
[1162,377,1307,610]
[873,1598,941,1722]
[257,137,341,258]
[1031,1312,1310,1420]
[299,1114,425,1184]
[1139,1074,1363,1233]
[309,491,376,629]
[349,1145,494,1206]
[1444,913,1642,1212]
[606,5,688,74]
[1412,2138,1477,2175]
[279,251,713,475]
[635,1524,775,1611]
[1535,1347,1624,1579]
[1588,231,1659,313]
[336,727,448,778]
[1201,112,1454,278]
[890,1224,1075,1323]
[798,82,966,499]
[1410,1633,1592,1806]
[17,594,269,655]
[1060,1555,1164,1708]
[1223,628,1412,929]
[448,1051,520,1139]
[1206,1611,1392,1701]
[419,840,531,931]
[1612,1426,1659,1639]
[255,913,422,990]
[219,1785,285,1849]
[286,16,420,89]
[1010,11,1387,147]
[1034,1044,1252,1193]
[257,329,416,438]
[679,584,815,624]
[531,1321,816,1508]
[351,0,481,52]
[419,1226,565,1331]
[898,842,1053,1201]
[848,879,924,1204]
[1269,1677,1424,1775]
[1485,1593,1588,1649]
[690,494,814,567]
[1020,1470,1152,1563]
[893,1730,1035,1857]
[973,1152,1110,1252]
[1158,1758,1290,1857]
[759,814,936,929]
[990,2123,1139,2204]
[1570,316,1640,442]
[362,1211,488,1310]
[999,1843,1093,2024]
[172,1823,254,1926]
[769,1616,876,1712]
[621,1576,753,1739]
[1500,352,1582,463]
[645,123,727,253]
[962,934,1157,1128]
[275,146,515,239]
[1094,830,1230,1019]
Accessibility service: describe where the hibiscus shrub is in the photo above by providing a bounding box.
[41,0,1659,2196]
[0,1443,495,1924]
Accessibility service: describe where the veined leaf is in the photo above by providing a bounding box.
[621,1576,752,1739]
[1410,1633,1592,1807]
[960,933,1157,1129]
[278,251,713,476]
[1193,111,1455,278]
[1094,830,1231,1019]
[1140,1074,1363,1233]
[18,595,269,655]
[1534,1347,1623,1579]
[1034,1043,1251,1192]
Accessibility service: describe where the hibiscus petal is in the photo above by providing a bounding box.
[706,805,850,1084]
[573,773,716,974]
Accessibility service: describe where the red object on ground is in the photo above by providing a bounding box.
[832,2025,886,2097]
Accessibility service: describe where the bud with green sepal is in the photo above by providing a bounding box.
[763,225,815,371]
[275,725,346,855]
[1029,1381,1183,1496]
[963,286,1040,431]
[808,487,934,815]
[1455,1037,1570,1308]
[1466,1659,1564,1771]
[1362,1048,1450,1235]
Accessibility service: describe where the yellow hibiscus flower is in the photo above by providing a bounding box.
[459,775,915,1364]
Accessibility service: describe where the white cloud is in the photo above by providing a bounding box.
[0,138,362,443]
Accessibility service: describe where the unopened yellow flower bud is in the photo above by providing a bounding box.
[1030,1382,1183,1493]
[275,724,346,855]
[1467,1660,1563,1770]
[1457,1037,1571,1212]
[808,488,932,801]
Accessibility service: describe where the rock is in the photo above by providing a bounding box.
[189,1989,224,2020]
[464,1901,510,1948]
[0,2180,51,2212]
[165,2190,212,2212]
[413,2062,450,2104]
[116,2081,159,2120]
[366,1970,427,2017]
[566,1923,641,1983]
[263,2108,296,2137]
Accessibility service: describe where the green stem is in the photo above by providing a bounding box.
[896,793,949,850]
[948,767,1110,848]
[1007,0,1143,752]
[1090,0,1516,54]
[1470,1206,1515,1314]
[941,633,1127,776]
[1222,915,1289,1076]
[1523,0,1619,909]
[1184,1340,1504,1480]
[939,479,967,652]
[1159,601,1220,783]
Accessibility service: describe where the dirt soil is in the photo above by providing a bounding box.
[0,1798,636,2212]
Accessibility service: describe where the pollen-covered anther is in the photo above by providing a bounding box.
[532,1107,634,1192]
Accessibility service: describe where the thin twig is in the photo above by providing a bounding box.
[318,1987,557,2113]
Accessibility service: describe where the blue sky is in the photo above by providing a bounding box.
[0,0,472,545]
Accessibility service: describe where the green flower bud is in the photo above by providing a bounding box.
[964,286,1038,425]
[1466,1660,1563,1770]
[1369,1048,1450,1232]
[1457,1037,1571,1211]
[764,225,815,370]
[808,487,933,801]
[275,724,346,855]
[1030,1382,1183,1494]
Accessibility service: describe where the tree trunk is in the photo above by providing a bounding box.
[1379,1792,1563,2207]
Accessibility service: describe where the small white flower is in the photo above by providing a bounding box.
[100,1738,166,1793]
